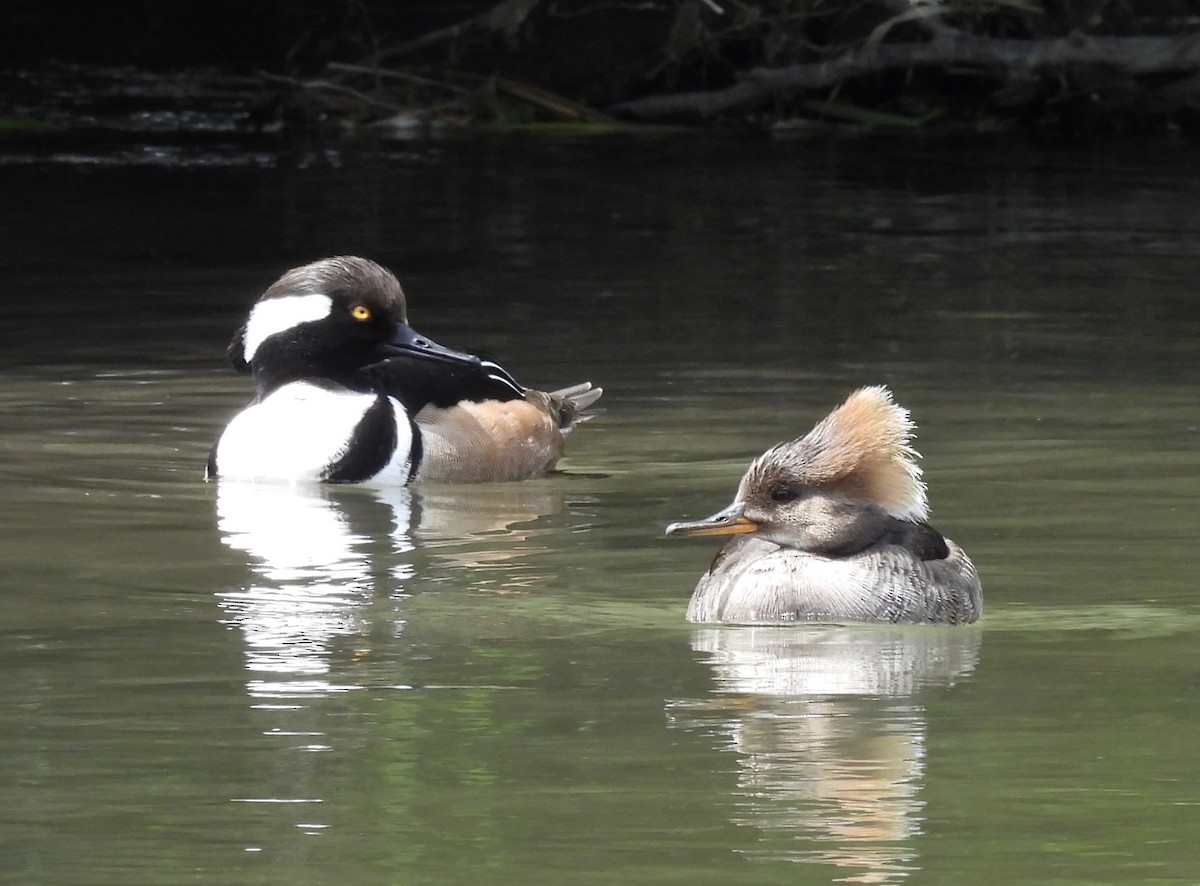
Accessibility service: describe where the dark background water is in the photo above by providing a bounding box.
[1,136,1198,884]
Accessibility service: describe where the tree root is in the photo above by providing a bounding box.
[609,34,1200,120]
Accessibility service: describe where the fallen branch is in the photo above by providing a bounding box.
[327,62,474,96]
[259,72,404,114]
[609,33,1200,119]
[373,0,540,63]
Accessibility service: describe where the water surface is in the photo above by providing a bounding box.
[2,137,1198,884]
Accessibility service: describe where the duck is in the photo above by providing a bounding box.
[665,386,981,625]
[206,256,601,484]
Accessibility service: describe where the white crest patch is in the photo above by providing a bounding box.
[242,293,334,363]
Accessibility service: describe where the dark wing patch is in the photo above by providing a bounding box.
[478,358,525,397]
[912,522,951,561]
[887,520,951,561]
[359,354,525,411]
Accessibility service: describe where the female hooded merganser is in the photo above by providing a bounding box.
[207,256,601,485]
[666,386,981,625]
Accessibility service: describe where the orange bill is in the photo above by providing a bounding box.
[665,502,759,538]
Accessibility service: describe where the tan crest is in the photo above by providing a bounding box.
[743,386,929,520]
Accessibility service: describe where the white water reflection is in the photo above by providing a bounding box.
[214,483,414,697]
[668,626,981,883]
[214,481,563,698]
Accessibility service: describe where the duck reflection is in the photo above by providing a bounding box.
[667,626,980,882]
[214,480,563,697]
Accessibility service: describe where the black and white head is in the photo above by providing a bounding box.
[228,256,485,396]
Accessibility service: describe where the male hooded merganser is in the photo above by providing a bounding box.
[666,386,981,625]
[206,256,601,484]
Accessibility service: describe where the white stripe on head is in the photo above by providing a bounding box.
[242,294,334,363]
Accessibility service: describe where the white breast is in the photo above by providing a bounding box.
[212,381,413,484]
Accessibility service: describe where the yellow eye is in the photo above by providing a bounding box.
[350,305,372,321]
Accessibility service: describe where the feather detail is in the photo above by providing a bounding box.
[414,399,564,482]
[743,386,928,520]
[413,382,601,481]
[540,382,604,432]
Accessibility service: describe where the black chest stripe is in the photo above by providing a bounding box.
[406,415,423,483]
[324,395,399,483]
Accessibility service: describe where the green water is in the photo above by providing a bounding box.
[1,138,1198,884]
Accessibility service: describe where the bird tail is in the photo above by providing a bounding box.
[543,382,604,432]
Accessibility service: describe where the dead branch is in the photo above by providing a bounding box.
[259,72,404,114]
[609,34,1200,119]
[327,62,474,96]
[373,0,541,63]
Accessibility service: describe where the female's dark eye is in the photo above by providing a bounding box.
[769,484,796,503]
